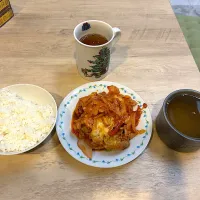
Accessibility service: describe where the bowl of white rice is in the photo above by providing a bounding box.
[0,84,57,155]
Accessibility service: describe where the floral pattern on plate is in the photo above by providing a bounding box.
[56,81,152,168]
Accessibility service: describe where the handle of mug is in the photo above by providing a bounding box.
[112,27,121,47]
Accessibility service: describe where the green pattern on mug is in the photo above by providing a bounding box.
[81,47,110,78]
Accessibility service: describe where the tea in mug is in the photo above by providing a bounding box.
[80,34,108,46]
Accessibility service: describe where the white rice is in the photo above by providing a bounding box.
[0,89,55,152]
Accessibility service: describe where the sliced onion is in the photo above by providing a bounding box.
[133,105,138,112]
[77,139,93,159]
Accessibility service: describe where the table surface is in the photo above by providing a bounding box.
[1,0,200,199]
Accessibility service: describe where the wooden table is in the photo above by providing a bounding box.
[1,0,200,199]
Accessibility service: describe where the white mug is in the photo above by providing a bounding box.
[74,20,121,81]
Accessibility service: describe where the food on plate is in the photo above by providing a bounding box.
[71,85,147,158]
[0,89,55,152]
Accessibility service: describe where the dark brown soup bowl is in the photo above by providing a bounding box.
[156,89,200,152]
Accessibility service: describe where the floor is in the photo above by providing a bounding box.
[170,0,200,71]
[170,0,200,16]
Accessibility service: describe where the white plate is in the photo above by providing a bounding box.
[56,81,152,168]
[0,84,57,155]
